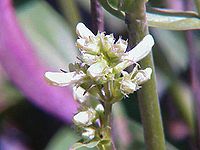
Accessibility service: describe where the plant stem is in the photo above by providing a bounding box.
[57,0,80,35]
[125,1,166,150]
[90,0,104,33]
[194,0,200,15]
[102,101,113,150]
[185,0,200,148]
[90,1,114,149]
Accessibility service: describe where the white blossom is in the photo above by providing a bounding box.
[123,34,154,63]
[87,60,108,78]
[73,87,89,103]
[73,108,96,126]
[76,23,94,40]
[44,71,86,86]
[133,68,152,84]
[95,104,104,113]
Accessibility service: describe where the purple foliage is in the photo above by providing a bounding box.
[0,0,78,123]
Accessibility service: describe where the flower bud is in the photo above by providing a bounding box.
[73,108,96,126]
[95,104,104,113]
[73,87,88,103]
[133,68,152,84]
[82,127,96,140]
[120,80,137,95]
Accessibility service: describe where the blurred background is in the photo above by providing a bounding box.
[0,0,200,149]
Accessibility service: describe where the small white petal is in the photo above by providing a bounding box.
[45,71,85,86]
[73,87,88,103]
[73,111,91,125]
[133,68,152,84]
[77,38,86,48]
[114,38,128,52]
[77,39,100,54]
[87,60,107,78]
[76,23,94,40]
[124,34,154,63]
[95,104,104,113]
[82,53,98,65]
[73,108,96,126]
[113,60,130,73]
[121,80,137,95]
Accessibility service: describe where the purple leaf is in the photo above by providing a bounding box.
[0,0,78,123]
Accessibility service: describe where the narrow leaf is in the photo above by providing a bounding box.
[147,7,200,30]
[99,1,200,30]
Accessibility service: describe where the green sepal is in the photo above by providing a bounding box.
[71,139,101,150]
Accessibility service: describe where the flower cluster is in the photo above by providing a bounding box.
[45,23,154,100]
[44,23,154,149]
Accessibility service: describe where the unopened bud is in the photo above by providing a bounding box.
[73,108,96,126]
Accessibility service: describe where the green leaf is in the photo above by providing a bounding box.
[45,127,79,150]
[17,1,78,69]
[147,8,200,30]
[99,1,200,30]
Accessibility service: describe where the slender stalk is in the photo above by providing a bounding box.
[194,0,200,15]
[102,102,113,150]
[90,1,113,149]
[57,0,80,35]
[90,0,104,33]
[125,1,166,150]
[185,0,200,148]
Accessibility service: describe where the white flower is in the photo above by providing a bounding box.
[120,80,138,95]
[87,60,108,78]
[113,35,154,73]
[73,108,96,126]
[44,71,86,86]
[123,34,154,63]
[133,68,152,84]
[81,53,99,65]
[76,23,94,40]
[124,35,154,62]
[73,87,89,103]
[82,128,96,140]
[77,39,100,54]
[95,104,104,113]
[114,37,127,53]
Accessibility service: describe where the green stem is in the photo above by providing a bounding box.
[125,1,166,150]
[100,102,113,150]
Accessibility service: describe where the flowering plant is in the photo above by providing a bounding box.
[45,23,154,149]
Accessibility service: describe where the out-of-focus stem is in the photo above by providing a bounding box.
[125,1,166,150]
[185,0,200,148]
[57,0,80,34]
[90,0,104,33]
[194,0,200,14]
